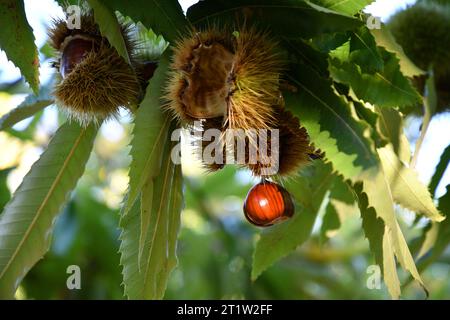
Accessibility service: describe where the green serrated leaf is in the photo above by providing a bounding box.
[327,174,359,224]
[429,144,450,197]
[292,114,360,178]
[308,0,375,15]
[0,87,53,131]
[145,147,183,299]
[416,222,439,259]
[320,201,340,242]
[353,101,387,149]
[357,185,384,267]
[376,107,411,163]
[120,52,183,299]
[283,39,329,77]
[139,140,175,299]
[312,32,350,53]
[124,54,171,216]
[378,145,444,222]
[159,164,183,293]
[0,0,39,93]
[120,141,183,299]
[355,182,403,298]
[391,220,427,296]
[104,0,187,42]
[329,27,421,108]
[358,163,428,298]
[187,0,361,39]
[382,225,401,299]
[356,182,402,299]
[139,179,154,264]
[0,121,97,298]
[360,168,398,234]
[285,62,378,178]
[119,15,169,60]
[119,194,142,298]
[252,161,334,280]
[87,0,131,64]
[329,51,421,108]
[370,25,425,78]
[349,28,384,73]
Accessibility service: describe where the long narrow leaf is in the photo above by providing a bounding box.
[0,122,97,298]
[120,140,183,299]
[378,146,444,222]
[0,88,53,131]
[0,0,39,93]
[87,0,132,64]
[124,54,171,216]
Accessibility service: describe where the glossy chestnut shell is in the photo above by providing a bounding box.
[60,37,95,78]
[243,180,294,227]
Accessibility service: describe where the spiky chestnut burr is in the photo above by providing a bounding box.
[389,3,450,112]
[388,3,450,76]
[165,28,284,130]
[190,117,227,172]
[48,11,143,125]
[246,108,318,177]
[167,27,322,177]
[194,108,321,177]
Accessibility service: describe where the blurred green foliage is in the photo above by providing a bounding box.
[0,157,446,299]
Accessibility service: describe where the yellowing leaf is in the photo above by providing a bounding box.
[359,162,428,298]
[360,168,398,233]
[417,222,439,259]
[391,221,427,295]
[370,25,425,78]
[357,184,401,299]
[378,146,444,222]
[376,107,411,164]
[382,226,401,299]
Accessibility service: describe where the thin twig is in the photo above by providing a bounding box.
[411,69,436,169]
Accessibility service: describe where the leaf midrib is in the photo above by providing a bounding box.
[0,127,87,280]
[289,75,376,167]
[379,148,443,221]
[374,72,418,99]
[127,116,170,214]
[142,154,173,296]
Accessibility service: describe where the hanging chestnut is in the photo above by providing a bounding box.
[243,180,294,227]
[48,10,144,125]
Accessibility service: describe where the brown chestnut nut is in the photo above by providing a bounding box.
[243,180,294,227]
[60,37,95,78]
